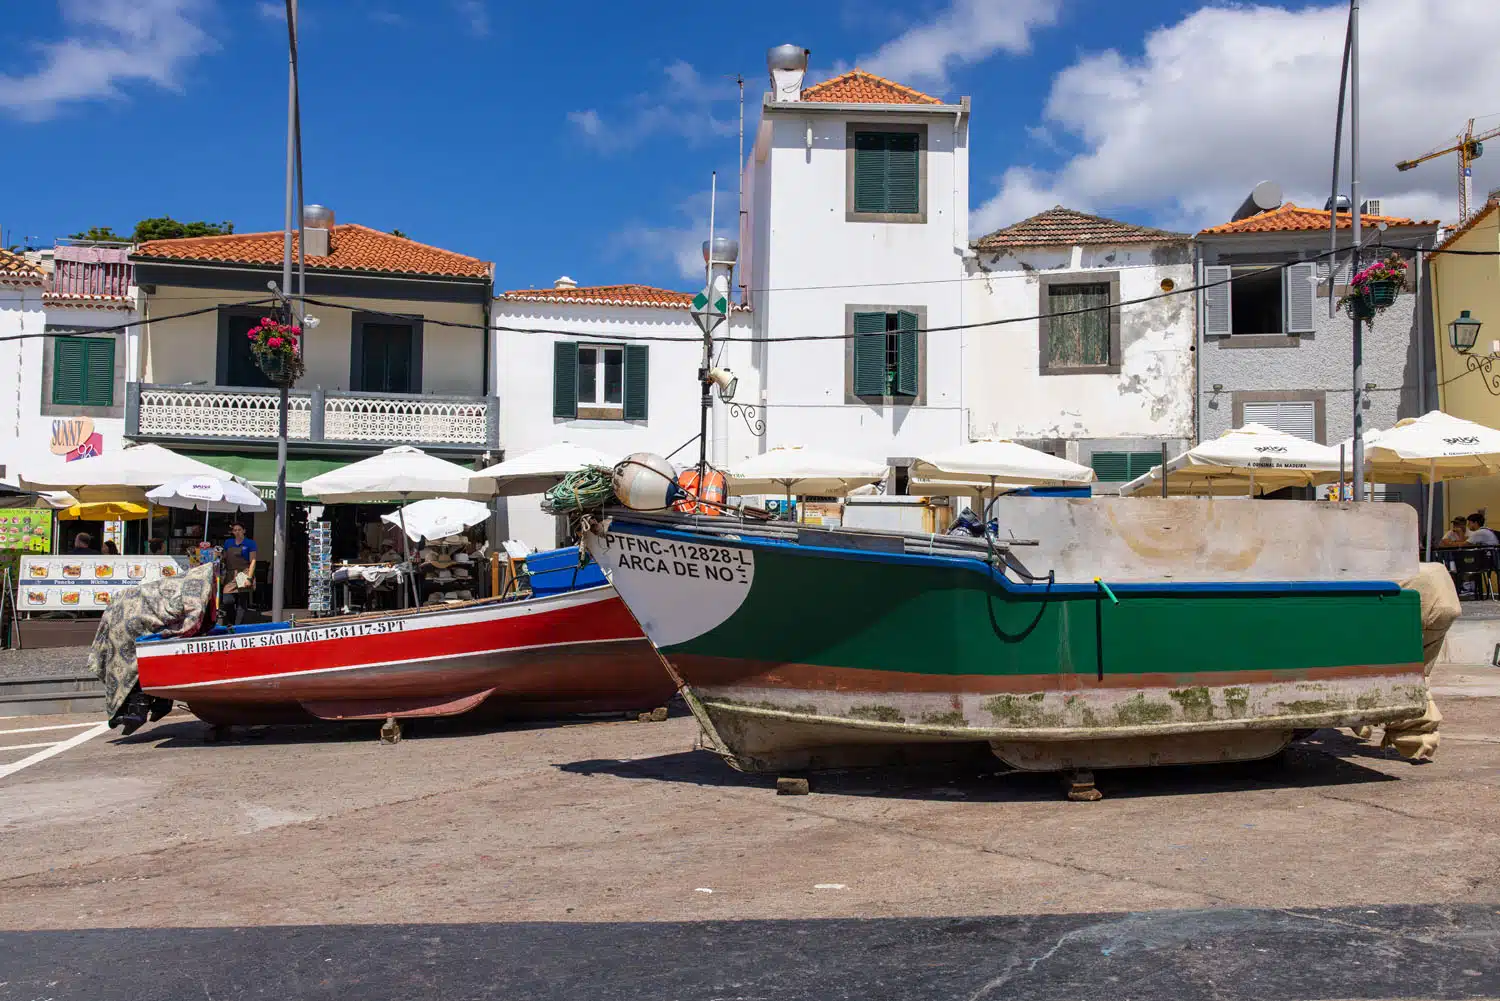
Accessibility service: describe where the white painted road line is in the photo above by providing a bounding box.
[0,722,109,780]
[0,742,62,753]
[0,721,102,736]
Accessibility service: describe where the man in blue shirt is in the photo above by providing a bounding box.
[220,521,259,624]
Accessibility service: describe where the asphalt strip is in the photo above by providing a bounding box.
[0,721,108,780]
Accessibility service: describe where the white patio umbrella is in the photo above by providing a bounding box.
[912,439,1094,516]
[1359,411,1500,559]
[474,442,618,497]
[1119,424,1343,498]
[380,497,492,543]
[145,475,266,541]
[302,446,493,603]
[727,445,887,518]
[19,443,231,502]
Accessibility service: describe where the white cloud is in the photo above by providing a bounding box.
[567,59,740,153]
[861,0,1061,91]
[610,190,736,283]
[0,0,215,122]
[255,1,284,22]
[972,2,1500,236]
[453,0,489,38]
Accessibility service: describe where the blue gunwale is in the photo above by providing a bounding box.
[605,518,1405,598]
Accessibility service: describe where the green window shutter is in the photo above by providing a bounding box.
[853,133,887,213]
[1046,283,1111,368]
[82,338,115,406]
[623,344,649,421]
[852,312,887,396]
[1090,451,1130,482]
[52,338,87,406]
[895,310,919,396]
[553,341,578,419]
[886,132,920,214]
[1092,450,1160,482]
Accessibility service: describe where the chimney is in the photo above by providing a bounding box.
[767,44,810,103]
[302,204,334,257]
[1324,194,1351,213]
[1360,198,1382,217]
[554,275,577,290]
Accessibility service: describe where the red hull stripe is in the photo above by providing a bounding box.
[137,588,645,690]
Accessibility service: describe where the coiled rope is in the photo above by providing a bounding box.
[542,465,618,514]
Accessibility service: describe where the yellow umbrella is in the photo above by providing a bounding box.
[58,501,168,521]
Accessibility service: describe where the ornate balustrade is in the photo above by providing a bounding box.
[127,384,497,450]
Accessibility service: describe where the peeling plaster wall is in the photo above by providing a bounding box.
[962,242,1196,451]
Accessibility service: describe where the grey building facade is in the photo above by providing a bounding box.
[1194,202,1439,456]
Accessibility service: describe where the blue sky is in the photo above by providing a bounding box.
[3,1,1498,293]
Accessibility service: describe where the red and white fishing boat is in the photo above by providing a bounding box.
[136,582,670,726]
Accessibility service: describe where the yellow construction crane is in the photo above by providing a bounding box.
[1396,118,1500,221]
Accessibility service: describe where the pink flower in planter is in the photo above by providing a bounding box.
[289,326,302,335]
[247,332,257,340]
[267,336,284,348]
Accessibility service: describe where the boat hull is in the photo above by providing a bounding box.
[137,585,672,725]
[587,518,1429,773]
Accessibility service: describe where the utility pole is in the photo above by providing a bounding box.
[1349,0,1364,500]
[271,0,299,620]
[697,173,717,489]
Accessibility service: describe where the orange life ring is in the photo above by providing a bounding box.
[674,468,727,514]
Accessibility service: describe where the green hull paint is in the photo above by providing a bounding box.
[663,543,1424,680]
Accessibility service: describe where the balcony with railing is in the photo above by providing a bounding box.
[126,384,499,453]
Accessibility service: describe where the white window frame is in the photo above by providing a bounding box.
[576,344,625,413]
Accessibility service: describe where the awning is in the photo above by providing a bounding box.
[178,452,352,502]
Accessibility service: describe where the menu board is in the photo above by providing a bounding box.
[17,555,190,612]
[307,520,332,614]
[0,509,53,553]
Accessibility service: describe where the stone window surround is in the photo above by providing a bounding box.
[40,324,125,419]
[843,303,928,406]
[1230,389,1327,444]
[1036,270,1122,375]
[845,122,928,224]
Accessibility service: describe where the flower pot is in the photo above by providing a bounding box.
[1365,279,1398,308]
[252,348,304,387]
[1346,296,1376,321]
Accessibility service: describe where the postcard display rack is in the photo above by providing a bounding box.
[17,555,191,612]
[307,520,332,615]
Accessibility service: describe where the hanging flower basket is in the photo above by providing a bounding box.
[247,316,305,387]
[1338,253,1407,321]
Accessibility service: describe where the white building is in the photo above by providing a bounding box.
[740,57,972,479]
[492,280,752,548]
[963,207,1196,486]
[0,245,138,491]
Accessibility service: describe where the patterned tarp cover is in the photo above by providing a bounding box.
[86,561,218,716]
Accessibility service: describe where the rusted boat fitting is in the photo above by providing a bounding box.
[380,716,402,744]
[1064,770,1102,802]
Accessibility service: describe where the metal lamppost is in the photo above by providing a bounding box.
[689,172,739,487]
[269,0,302,621]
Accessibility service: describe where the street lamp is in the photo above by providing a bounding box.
[1450,309,1483,353]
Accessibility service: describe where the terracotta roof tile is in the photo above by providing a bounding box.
[43,292,134,310]
[0,248,45,285]
[1434,199,1500,252]
[974,206,1188,250]
[800,69,943,105]
[1199,202,1438,235]
[499,284,696,310]
[133,224,491,279]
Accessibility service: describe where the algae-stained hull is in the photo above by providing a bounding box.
[587,517,1429,772]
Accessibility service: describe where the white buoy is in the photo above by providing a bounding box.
[612,453,682,511]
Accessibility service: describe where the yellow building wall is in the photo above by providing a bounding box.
[1432,205,1500,525]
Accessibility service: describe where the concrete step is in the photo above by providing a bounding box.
[0,673,106,718]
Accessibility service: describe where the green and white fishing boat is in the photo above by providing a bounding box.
[585,482,1446,782]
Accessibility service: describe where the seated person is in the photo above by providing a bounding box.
[1439,517,1469,548]
[1467,512,1499,547]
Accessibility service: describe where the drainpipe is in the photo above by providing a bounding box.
[954,103,967,443]
[1192,241,1202,444]
[481,290,492,398]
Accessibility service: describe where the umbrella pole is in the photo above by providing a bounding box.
[1248,468,1255,499]
[398,493,412,609]
[1426,461,1436,563]
[146,507,153,556]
